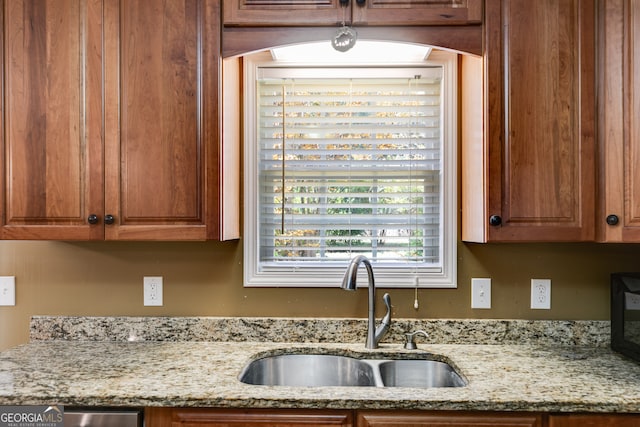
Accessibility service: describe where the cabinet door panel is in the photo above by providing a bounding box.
[145,408,353,427]
[549,413,640,427]
[630,0,640,232]
[0,0,104,239]
[358,411,542,427]
[223,0,482,26]
[223,0,344,26]
[353,0,482,25]
[104,0,220,240]
[484,0,596,241]
[599,0,640,241]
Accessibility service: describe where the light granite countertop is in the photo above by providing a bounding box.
[0,316,638,413]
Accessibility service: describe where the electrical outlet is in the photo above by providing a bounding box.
[531,278,551,309]
[471,278,491,309]
[0,276,16,306]
[143,276,163,306]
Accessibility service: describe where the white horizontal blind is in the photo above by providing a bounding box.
[257,68,443,269]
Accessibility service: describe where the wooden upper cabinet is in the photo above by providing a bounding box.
[223,0,482,26]
[0,0,105,240]
[103,0,221,240]
[598,0,640,242]
[0,0,231,241]
[462,0,597,242]
[354,0,483,25]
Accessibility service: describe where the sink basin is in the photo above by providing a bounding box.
[239,353,466,388]
[239,354,376,386]
[378,359,466,388]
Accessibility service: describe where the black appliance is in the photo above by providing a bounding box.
[611,272,640,361]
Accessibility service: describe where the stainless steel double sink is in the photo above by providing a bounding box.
[239,353,466,388]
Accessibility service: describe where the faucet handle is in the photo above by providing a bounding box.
[404,330,429,350]
[374,293,392,345]
[381,293,392,325]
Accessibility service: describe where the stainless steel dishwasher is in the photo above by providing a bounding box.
[64,408,142,427]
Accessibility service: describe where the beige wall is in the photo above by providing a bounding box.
[1,239,638,350]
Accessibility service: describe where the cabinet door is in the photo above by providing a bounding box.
[145,408,353,427]
[223,0,345,26]
[353,0,483,25]
[480,0,597,241]
[358,411,542,427]
[103,0,221,240]
[223,0,482,26]
[599,0,640,241]
[0,0,105,240]
[549,413,640,427]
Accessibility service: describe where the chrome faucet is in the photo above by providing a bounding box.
[341,255,392,349]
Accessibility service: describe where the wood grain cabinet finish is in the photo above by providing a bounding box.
[0,0,226,240]
[462,0,597,242]
[549,414,640,427]
[223,0,482,26]
[145,409,640,427]
[598,0,640,241]
[146,409,543,427]
[0,0,104,240]
[357,411,543,427]
[145,408,353,427]
[103,0,220,240]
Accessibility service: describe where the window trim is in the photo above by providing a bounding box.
[243,49,457,289]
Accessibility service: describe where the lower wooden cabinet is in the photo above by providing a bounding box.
[548,414,640,427]
[357,410,542,427]
[145,408,353,427]
[145,409,640,427]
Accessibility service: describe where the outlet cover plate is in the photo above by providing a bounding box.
[143,276,163,306]
[0,276,16,306]
[531,278,551,309]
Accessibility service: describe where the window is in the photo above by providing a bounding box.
[243,46,457,288]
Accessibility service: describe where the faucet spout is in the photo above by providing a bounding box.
[341,255,392,349]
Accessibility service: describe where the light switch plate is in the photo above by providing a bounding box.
[471,278,491,309]
[0,276,16,306]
